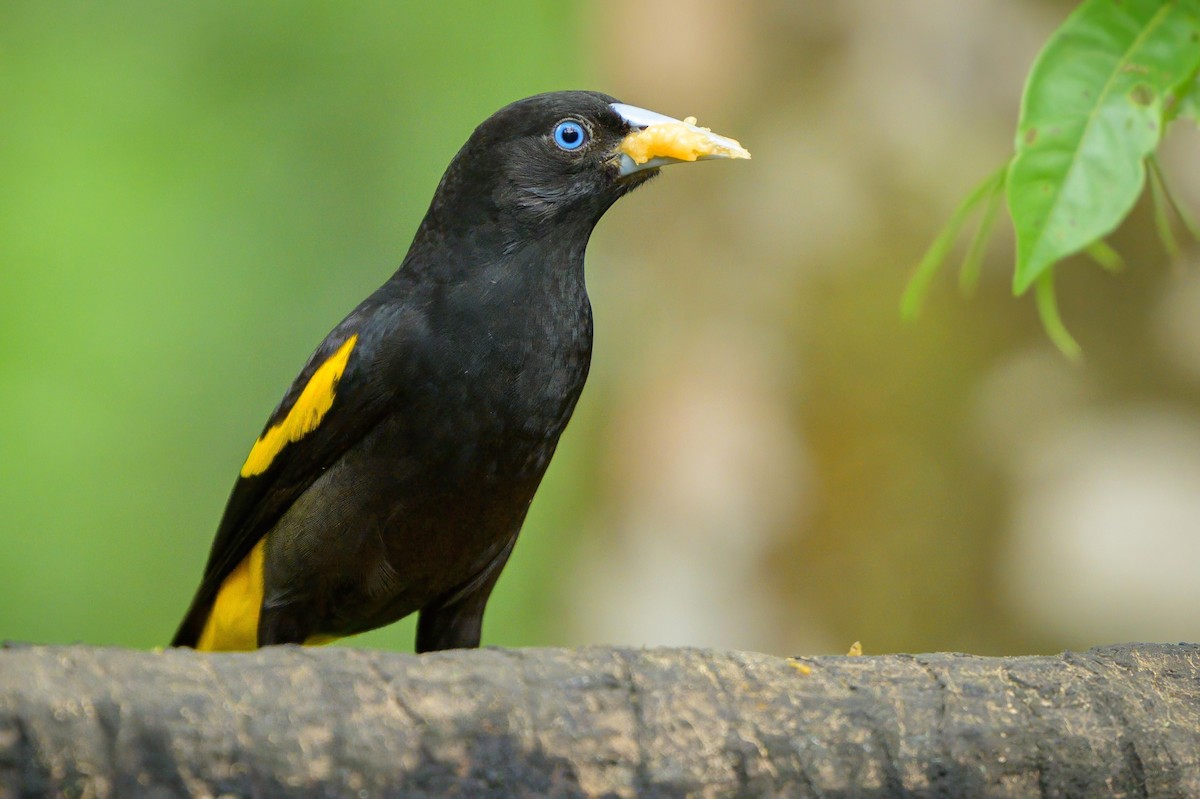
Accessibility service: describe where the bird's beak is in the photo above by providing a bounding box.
[610,102,751,178]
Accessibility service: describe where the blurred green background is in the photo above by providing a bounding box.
[3,1,1198,656]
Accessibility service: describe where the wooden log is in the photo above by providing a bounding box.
[1,643,1197,797]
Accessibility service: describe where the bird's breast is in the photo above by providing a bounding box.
[398,273,593,483]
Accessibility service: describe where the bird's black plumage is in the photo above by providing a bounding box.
[172,91,735,652]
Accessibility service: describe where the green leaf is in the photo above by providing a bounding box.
[901,166,1006,319]
[1008,0,1200,295]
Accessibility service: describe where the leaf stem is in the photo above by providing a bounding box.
[902,164,1008,319]
[1147,155,1182,260]
[1085,240,1125,273]
[1148,155,1200,244]
[1034,272,1081,361]
[959,172,1007,297]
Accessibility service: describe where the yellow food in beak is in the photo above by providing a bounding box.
[619,116,752,166]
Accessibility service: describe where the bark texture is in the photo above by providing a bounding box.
[1,642,1198,798]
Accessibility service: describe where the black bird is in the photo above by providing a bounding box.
[172,91,750,653]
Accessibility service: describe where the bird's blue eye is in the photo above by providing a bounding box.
[553,120,587,151]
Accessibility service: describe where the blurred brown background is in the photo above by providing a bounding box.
[3,0,1198,656]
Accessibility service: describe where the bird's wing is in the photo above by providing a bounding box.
[172,300,402,646]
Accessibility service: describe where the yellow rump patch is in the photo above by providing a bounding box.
[240,335,358,478]
[197,538,267,652]
[196,537,340,651]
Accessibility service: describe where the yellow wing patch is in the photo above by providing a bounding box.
[197,538,266,651]
[240,335,358,478]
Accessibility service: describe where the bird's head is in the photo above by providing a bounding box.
[416,91,750,250]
